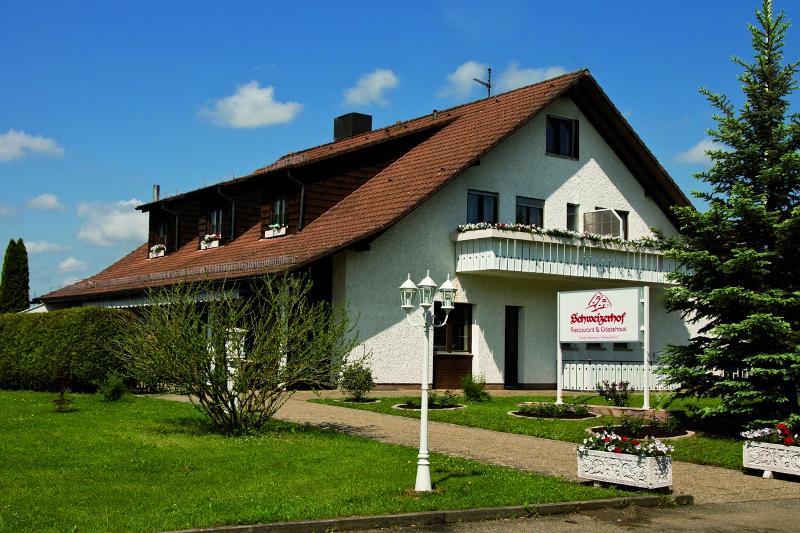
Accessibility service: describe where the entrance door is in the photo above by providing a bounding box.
[504,306,520,387]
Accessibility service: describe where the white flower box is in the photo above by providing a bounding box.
[200,239,220,250]
[264,226,287,239]
[577,449,672,489]
[743,441,800,478]
[148,249,165,259]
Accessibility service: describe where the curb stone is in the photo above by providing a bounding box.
[164,494,693,533]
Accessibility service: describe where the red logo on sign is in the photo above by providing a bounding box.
[586,292,612,313]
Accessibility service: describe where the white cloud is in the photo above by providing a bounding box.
[57,256,87,274]
[437,60,488,99]
[76,198,148,246]
[0,129,64,162]
[24,193,66,211]
[25,241,68,254]
[676,138,717,164]
[495,63,567,92]
[200,81,303,128]
[0,204,16,219]
[344,69,399,106]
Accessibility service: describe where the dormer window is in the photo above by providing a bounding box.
[209,208,223,236]
[272,197,286,227]
[265,197,287,238]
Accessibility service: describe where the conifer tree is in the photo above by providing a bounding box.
[662,0,800,424]
[0,239,30,313]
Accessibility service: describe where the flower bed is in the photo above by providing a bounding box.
[456,222,662,248]
[741,422,800,478]
[512,402,598,420]
[577,431,673,489]
[394,391,464,411]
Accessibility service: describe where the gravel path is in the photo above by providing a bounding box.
[276,391,799,504]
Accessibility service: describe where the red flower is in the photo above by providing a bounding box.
[632,439,640,446]
[603,437,611,443]
[622,436,629,442]
[613,447,621,453]
[777,423,789,435]
[785,437,795,446]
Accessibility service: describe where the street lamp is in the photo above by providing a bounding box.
[399,271,457,491]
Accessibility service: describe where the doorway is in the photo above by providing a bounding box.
[504,306,521,387]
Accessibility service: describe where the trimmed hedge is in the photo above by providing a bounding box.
[0,307,133,392]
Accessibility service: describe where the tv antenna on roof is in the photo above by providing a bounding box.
[473,67,492,98]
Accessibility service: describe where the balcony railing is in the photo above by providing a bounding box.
[451,229,682,284]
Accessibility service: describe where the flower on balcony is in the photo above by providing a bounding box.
[742,422,799,447]
[456,222,663,249]
[149,243,166,254]
[202,233,221,245]
[578,431,673,457]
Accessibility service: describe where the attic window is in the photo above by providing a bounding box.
[546,116,579,158]
[272,197,286,228]
[209,208,223,236]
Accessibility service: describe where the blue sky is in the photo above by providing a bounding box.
[2,0,798,299]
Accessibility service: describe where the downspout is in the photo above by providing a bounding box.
[161,202,179,252]
[286,170,305,230]
[217,187,236,242]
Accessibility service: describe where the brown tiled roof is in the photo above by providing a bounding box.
[42,70,686,302]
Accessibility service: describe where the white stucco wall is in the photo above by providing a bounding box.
[333,96,692,385]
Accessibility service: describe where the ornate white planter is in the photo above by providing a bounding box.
[148,249,165,259]
[577,449,672,489]
[200,239,220,250]
[264,226,287,239]
[743,441,800,478]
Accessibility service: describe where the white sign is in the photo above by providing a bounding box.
[558,287,641,343]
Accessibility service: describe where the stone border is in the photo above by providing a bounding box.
[392,403,466,411]
[586,426,696,441]
[508,410,602,421]
[164,495,693,533]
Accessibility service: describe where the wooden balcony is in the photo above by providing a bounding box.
[451,229,681,284]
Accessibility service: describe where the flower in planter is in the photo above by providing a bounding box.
[268,223,283,230]
[149,243,166,254]
[741,421,800,447]
[202,233,221,245]
[579,431,673,457]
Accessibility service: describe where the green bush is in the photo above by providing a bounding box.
[515,403,590,419]
[98,373,127,402]
[596,380,631,407]
[0,307,132,392]
[338,360,375,401]
[461,374,491,402]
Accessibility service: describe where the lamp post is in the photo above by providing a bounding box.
[399,271,457,492]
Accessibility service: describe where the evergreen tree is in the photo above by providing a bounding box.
[0,239,30,313]
[662,0,800,424]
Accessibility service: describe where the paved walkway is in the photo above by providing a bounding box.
[274,390,799,505]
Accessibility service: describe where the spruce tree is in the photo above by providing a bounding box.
[0,239,30,313]
[661,0,800,424]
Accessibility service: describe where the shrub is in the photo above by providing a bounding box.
[461,374,490,402]
[339,360,375,401]
[98,373,127,402]
[596,380,631,407]
[0,307,132,392]
[401,390,459,409]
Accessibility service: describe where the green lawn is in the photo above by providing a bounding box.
[314,393,743,470]
[0,391,633,533]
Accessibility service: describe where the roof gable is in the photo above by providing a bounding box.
[42,70,688,302]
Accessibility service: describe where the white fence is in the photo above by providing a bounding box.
[563,362,678,391]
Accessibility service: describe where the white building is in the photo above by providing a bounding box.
[41,70,694,390]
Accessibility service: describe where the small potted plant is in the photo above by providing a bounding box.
[264,223,287,239]
[148,243,166,258]
[200,233,221,249]
[742,421,800,478]
[577,431,673,489]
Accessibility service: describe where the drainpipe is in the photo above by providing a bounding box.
[161,202,179,252]
[217,187,236,242]
[286,170,305,230]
